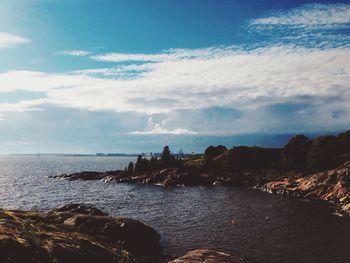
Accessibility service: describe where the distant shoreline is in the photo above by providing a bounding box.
[6,153,140,157]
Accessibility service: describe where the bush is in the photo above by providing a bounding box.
[223,146,283,171]
[204,145,227,160]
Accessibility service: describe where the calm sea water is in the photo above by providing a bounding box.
[0,155,349,263]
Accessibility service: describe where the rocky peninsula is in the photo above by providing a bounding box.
[51,130,350,216]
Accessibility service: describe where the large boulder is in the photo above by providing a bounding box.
[0,204,161,263]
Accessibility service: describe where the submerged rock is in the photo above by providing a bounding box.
[168,249,243,263]
[0,204,160,263]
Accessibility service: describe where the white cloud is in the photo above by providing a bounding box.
[129,117,197,135]
[92,52,170,62]
[0,32,30,48]
[250,3,350,28]
[130,126,197,135]
[90,47,235,63]
[59,50,90,56]
[0,46,349,128]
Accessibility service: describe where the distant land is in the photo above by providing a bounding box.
[8,153,140,157]
[2,131,341,156]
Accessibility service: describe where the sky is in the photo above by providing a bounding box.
[0,0,350,153]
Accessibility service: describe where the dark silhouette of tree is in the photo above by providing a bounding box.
[160,146,173,167]
[149,157,158,170]
[224,146,283,171]
[282,135,312,173]
[134,155,150,173]
[157,146,183,168]
[161,146,171,161]
[127,162,134,174]
[306,135,338,173]
[338,130,350,154]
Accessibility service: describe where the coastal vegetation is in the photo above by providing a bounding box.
[126,130,350,178]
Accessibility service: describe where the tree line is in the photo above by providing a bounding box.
[126,130,350,175]
[203,130,350,174]
[126,146,182,174]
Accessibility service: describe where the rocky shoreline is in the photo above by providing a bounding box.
[51,161,350,216]
[50,167,237,186]
[259,161,350,216]
[50,166,292,187]
[0,204,243,263]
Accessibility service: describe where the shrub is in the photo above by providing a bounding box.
[204,145,227,160]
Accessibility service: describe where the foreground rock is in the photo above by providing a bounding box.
[168,249,243,263]
[0,204,160,263]
[262,161,350,215]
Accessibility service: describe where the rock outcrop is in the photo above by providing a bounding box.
[168,249,243,263]
[0,204,160,263]
[262,161,350,215]
[52,168,219,186]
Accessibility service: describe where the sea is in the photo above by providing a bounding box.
[0,155,349,263]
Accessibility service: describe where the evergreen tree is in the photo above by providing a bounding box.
[306,135,338,173]
[127,162,134,174]
[160,146,173,167]
[282,135,311,173]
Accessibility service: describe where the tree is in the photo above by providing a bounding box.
[149,157,158,170]
[338,130,350,154]
[225,146,283,171]
[127,162,134,174]
[134,155,150,173]
[282,135,311,173]
[161,146,171,161]
[158,146,182,168]
[306,135,338,173]
[160,146,173,167]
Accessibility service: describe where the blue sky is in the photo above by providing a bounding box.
[0,0,350,153]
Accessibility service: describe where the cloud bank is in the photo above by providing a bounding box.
[1,44,349,135]
[1,45,349,114]
[1,2,350,141]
